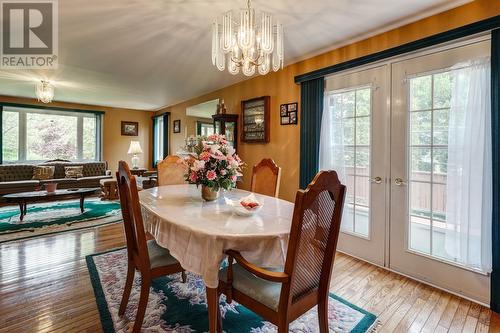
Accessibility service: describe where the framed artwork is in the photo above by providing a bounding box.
[280,102,298,125]
[173,119,181,133]
[241,96,270,143]
[121,121,139,136]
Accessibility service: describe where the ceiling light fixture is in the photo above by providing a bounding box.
[35,80,54,103]
[212,0,284,76]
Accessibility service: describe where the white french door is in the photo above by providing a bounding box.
[390,39,491,304]
[323,65,388,266]
[323,38,491,304]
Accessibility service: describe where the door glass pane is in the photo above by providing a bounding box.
[410,76,432,111]
[329,86,372,238]
[408,71,453,260]
[410,111,431,146]
[225,122,235,147]
[214,120,221,134]
[410,147,431,182]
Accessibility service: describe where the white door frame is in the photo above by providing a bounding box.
[321,35,492,305]
[325,65,389,267]
[389,39,491,305]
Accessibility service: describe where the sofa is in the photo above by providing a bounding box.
[0,161,112,198]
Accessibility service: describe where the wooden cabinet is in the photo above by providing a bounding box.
[212,114,239,151]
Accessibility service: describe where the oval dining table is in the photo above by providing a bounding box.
[139,184,295,332]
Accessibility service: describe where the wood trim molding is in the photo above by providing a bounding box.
[295,14,500,83]
[0,101,105,115]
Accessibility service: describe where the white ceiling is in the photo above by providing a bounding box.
[0,0,469,110]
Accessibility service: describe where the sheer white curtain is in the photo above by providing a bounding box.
[445,58,492,272]
[319,92,346,183]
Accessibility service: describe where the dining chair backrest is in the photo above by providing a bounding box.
[282,170,346,305]
[250,158,282,197]
[117,161,150,270]
[157,155,187,186]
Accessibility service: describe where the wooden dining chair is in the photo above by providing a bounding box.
[157,155,188,186]
[250,158,282,197]
[116,161,186,333]
[218,170,346,332]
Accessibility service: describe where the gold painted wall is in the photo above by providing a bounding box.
[0,96,152,172]
[158,0,500,202]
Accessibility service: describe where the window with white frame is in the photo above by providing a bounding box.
[197,121,215,137]
[1,106,102,163]
[153,113,168,167]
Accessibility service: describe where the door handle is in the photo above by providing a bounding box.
[371,176,383,184]
[394,177,407,186]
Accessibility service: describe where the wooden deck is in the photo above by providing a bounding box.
[0,223,498,332]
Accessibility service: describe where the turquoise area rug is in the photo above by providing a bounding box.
[0,199,122,242]
[86,248,378,333]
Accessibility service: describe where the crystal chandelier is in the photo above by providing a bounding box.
[212,0,284,76]
[35,80,54,103]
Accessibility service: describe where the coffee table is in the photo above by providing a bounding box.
[3,188,99,221]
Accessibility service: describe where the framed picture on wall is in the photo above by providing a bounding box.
[173,119,181,133]
[280,102,298,125]
[241,96,270,143]
[121,121,139,136]
[280,105,287,117]
[280,116,290,125]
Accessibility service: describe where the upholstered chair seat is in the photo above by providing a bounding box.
[219,264,283,310]
[146,240,181,269]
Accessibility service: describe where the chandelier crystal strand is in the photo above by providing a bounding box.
[258,53,270,75]
[212,0,284,76]
[260,13,273,53]
[272,23,283,72]
[222,11,232,52]
[238,3,254,50]
[228,54,240,75]
[242,56,255,76]
[212,20,218,66]
[216,32,225,71]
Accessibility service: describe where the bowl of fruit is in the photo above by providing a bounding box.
[225,194,263,216]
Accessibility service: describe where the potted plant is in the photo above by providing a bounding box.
[183,134,244,201]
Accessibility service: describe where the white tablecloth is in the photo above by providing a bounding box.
[139,184,294,288]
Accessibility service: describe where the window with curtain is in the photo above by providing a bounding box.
[319,58,492,273]
[444,58,492,272]
[152,113,168,167]
[406,59,492,272]
[319,86,371,237]
[1,105,102,163]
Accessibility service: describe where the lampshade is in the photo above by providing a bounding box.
[127,141,143,154]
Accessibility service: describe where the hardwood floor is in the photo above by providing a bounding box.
[0,223,498,332]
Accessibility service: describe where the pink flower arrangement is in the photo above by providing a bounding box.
[183,134,244,191]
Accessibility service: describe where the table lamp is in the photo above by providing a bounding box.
[127,141,143,169]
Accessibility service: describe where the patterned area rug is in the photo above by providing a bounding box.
[0,199,122,242]
[86,248,378,333]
